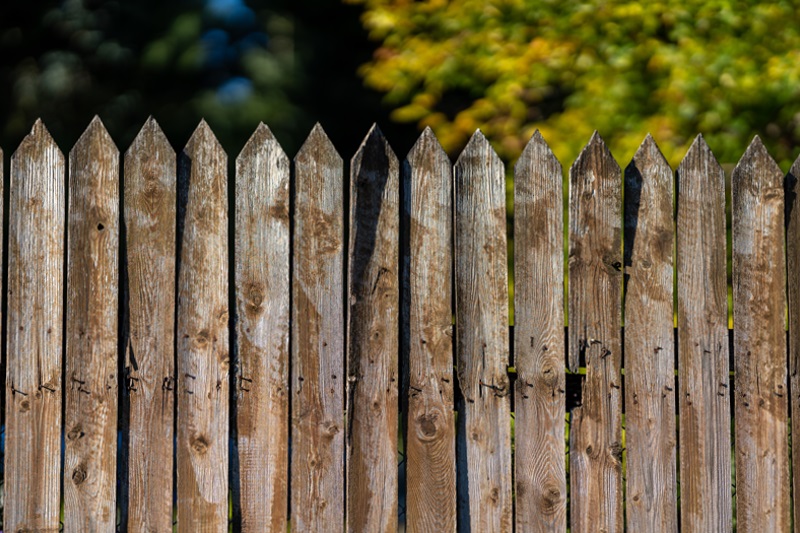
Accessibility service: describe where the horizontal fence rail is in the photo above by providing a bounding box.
[0,117,798,532]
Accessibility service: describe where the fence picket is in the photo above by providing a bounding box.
[291,124,345,532]
[676,135,732,533]
[732,137,790,532]
[233,123,290,532]
[454,131,512,532]
[403,127,457,533]
[623,135,677,532]
[788,153,800,533]
[513,131,566,533]
[568,132,623,533]
[346,125,400,533]
[121,117,177,532]
[176,120,230,532]
[64,117,120,532]
[5,119,65,532]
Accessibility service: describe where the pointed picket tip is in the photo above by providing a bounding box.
[571,130,620,175]
[14,118,62,161]
[407,126,448,163]
[455,129,500,168]
[631,133,669,168]
[791,152,800,179]
[678,133,722,173]
[295,122,341,164]
[237,122,287,164]
[127,116,174,158]
[515,129,561,174]
[732,135,782,188]
[185,119,224,154]
[352,123,397,167]
[734,135,780,171]
[72,115,118,155]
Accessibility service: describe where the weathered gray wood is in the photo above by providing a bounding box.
[176,120,230,532]
[403,127,457,533]
[732,137,789,532]
[233,123,290,532]
[623,135,677,533]
[454,130,512,532]
[291,123,345,532]
[5,119,65,532]
[346,125,400,533]
[64,117,120,532]
[513,131,566,533]
[568,132,623,533]
[122,117,177,533]
[676,135,732,533]
[788,153,800,533]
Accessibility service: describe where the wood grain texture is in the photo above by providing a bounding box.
[732,137,789,532]
[121,117,177,533]
[513,131,566,533]
[291,123,345,532]
[64,117,120,532]
[5,119,65,533]
[346,125,399,533]
[233,123,290,532]
[403,127,457,533]
[568,132,622,533]
[676,135,732,533]
[454,130,512,533]
[176,120,230,533]
[788,153,800,533]
[623,135,677,533]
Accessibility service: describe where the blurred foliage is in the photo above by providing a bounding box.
[348,0,800,168]
[0,0,417,157]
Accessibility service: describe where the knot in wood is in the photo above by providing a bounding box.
[321,421,339,438]
[67,425,85,441]
[72,465,88,485]
[415,412,440,442]
[191,435,210,455]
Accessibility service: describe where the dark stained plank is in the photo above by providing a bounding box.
[403,127,457,533]
[5,119,65,532]
[346,125,400,533]
[788,153,800,533]
[568,132,623,533]
[64,117,120,532]
[121,117,177,533]
[291,124,345,532]
[454,130,512,532]
[233,123,290,532]
[623,135,677,532]
[176,120,230,532]
[676,135,732,533]
[732,137,789,532]
[513,131,566,533]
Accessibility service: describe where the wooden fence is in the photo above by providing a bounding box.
[0,116,798,533]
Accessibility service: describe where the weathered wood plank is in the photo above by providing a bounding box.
[403,127,457,533]
[5,119,65,532]
[233,123,290,532]
[513,131,566,533]
[732,137,789,532]
[568,132,623,533]
[121,117,177,533]
[676,135,732,533]
[291,123,345,532]
[623,135,677,533]
[176,120,230,533]
[346,125,400,533]
[788,153,800,533]
[64,117,120,532]
[454,130,512,532]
